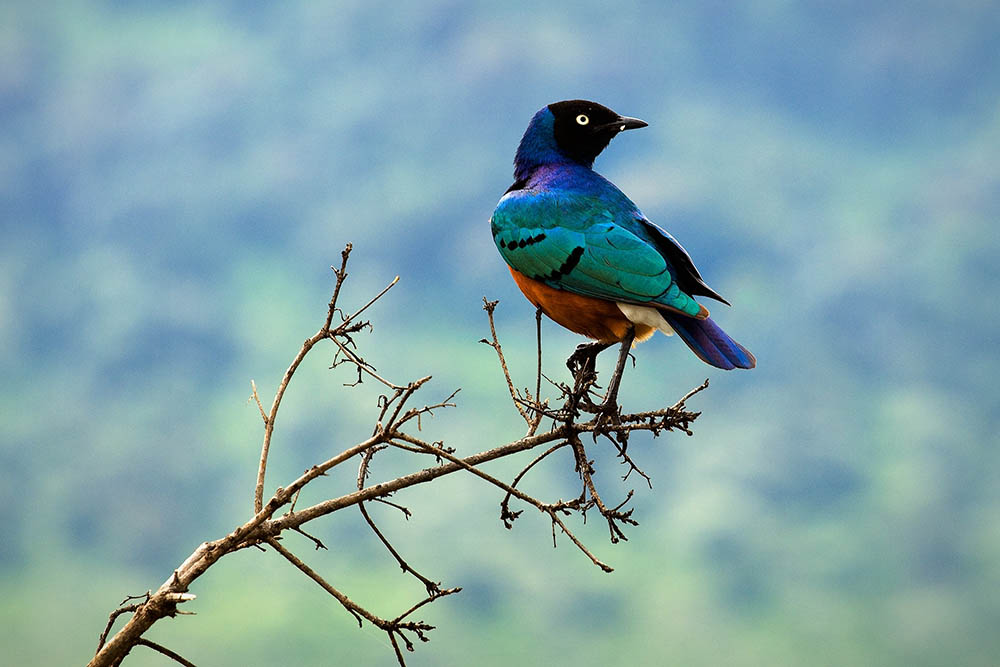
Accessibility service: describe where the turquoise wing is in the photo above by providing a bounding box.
[491,190,703,317]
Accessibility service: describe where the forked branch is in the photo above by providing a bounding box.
[89,244,706,667]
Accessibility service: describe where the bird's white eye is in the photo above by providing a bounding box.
[576,114,589,125]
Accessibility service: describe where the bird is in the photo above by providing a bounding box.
[490,100,755,401]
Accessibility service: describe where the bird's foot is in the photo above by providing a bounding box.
[566,342,608,416]
[558,342,607,422]
[592,397,623,430]
[591,368,627,429]
[566,341,610,378]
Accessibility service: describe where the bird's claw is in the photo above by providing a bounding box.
[591,399,622,432]
[566,341,607,377]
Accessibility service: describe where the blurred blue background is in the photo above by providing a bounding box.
[2,1,999,665]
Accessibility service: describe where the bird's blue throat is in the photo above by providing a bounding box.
[513,107,588,182]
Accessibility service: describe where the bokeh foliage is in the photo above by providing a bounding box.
[2,1,998,665]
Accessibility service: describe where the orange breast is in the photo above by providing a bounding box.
[508,267,655,344]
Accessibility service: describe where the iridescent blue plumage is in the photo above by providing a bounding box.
[491,101,755,370]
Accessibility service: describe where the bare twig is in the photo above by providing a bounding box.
[500,441,568,528]
[529,307,544,435]
[480,298,532,426]
[324,244,354,331]
[357,447,442,595]
[330,336,405,390]
[336,274,401,332]
[136,639,198,667]
[291,525,327,550]
[389,431,613,571]
[253,247,355,514]
[267,538,366,627]
[249,380,268,425]
[268,537,458,667]
[96,602,143,654]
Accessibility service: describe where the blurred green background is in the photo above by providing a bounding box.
[3,1,999,665]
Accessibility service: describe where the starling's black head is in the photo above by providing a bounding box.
[513,100,647,180]
[547,99,648,166]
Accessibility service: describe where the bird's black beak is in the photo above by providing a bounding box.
[616,115,648,132]
[598,115,648,133]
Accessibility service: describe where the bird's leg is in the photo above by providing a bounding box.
[596,326,636,421]
[564,341,611,417]
[534,308,543,408]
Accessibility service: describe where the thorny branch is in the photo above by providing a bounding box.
[89,243,707,667]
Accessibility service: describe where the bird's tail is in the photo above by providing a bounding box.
[663,314,756,370]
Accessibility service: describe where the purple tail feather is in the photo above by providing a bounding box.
[663,314,756,370]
